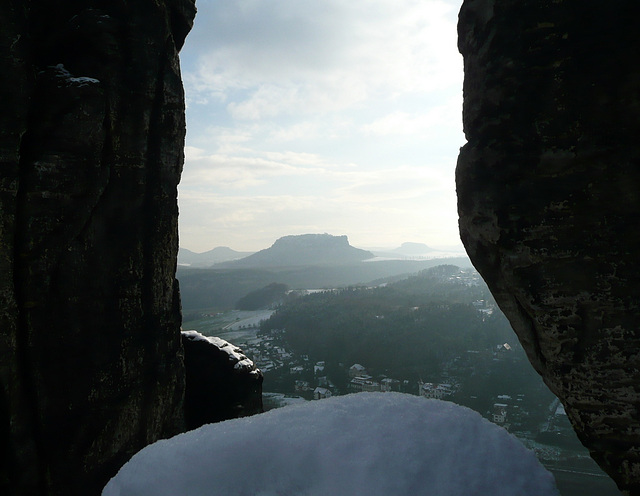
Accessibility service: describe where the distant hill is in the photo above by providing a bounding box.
[177,257,473,310]
[178,247,255,267]
[371,241,466,260]
[236,283,290,310]
[217,234,374,268]
[393,242,434,255]
[259,265,514,379]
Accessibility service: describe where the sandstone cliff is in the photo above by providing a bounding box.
[0,1,195,495]
[457,1,640,494]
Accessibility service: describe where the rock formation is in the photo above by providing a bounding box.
[457,1,640,493]
[0,1,195,495]
[182,331,263,429]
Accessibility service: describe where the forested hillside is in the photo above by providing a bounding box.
[260,266,515,379]
[177,257,472,310]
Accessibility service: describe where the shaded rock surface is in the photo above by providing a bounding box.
[0,1,195,495]
[182,331,263,429]
[457,1,640,494]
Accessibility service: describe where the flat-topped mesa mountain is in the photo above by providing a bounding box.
[178,246,255,267]
[217,234,374,268]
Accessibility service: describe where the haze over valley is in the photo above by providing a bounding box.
[178,233,468,267]
[177,233,472,310]
[178,234,619,496]
[181,260,619,496]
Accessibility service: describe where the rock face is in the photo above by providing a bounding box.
[457,1,640,494]
[182,331,263,429]
[0,1,195,495]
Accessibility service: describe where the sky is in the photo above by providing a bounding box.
[178,0,466,253]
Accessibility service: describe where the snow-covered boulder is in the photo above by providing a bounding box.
[103,392,558,496]
[181,330,263,429]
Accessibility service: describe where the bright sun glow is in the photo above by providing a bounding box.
[178,0,465,252]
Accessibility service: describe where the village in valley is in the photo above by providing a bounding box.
[183,267,581,456]
[229,322,608,491]
[245,325,549,430]
[182,266,615,494]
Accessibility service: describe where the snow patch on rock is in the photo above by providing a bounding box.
[181,329,256,372]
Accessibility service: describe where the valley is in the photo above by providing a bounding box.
[182,264,621,496]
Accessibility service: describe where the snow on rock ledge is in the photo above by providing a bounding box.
[180,330,263,429]
[182,330,256,373]
[103,392,558,496]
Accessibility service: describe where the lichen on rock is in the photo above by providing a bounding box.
[457,1,640,494]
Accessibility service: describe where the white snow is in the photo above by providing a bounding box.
[181,330,257,373]
[103,392,558,496]
[51,63,100,86]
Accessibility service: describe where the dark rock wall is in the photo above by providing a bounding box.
[0,1,195,495]
[182,331,263,429]
[457,1,640,494]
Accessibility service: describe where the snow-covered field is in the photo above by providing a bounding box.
[222,309,275,330]
[103,393,558,496]
[183,309,275,344]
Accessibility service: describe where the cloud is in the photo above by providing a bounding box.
[362,96,462,137]
[334,165,452,202]
[178,0,465,251]
[181,153,309,190]
[182,142,361,194]
[183,0,462,119]
[178,183,460,253]
[178,154,460,252]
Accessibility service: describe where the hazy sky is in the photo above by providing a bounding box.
[178,0,465,253]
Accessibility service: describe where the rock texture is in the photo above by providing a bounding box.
[0,1,195,495]
[182,331,263,429]
[457,1,640,494]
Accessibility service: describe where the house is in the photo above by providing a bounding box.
[277,348,292,359]
[380,378,400,392]
[493,403,508,424]
[349,376,380,392]
[257,360,276,371]
[314,361,326,374]
[418,382,453,399]
[289,365,304,374]
[314,387,332,400]
[496,343,512,353]
[349,363,367,378]
[295,380,311,392]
